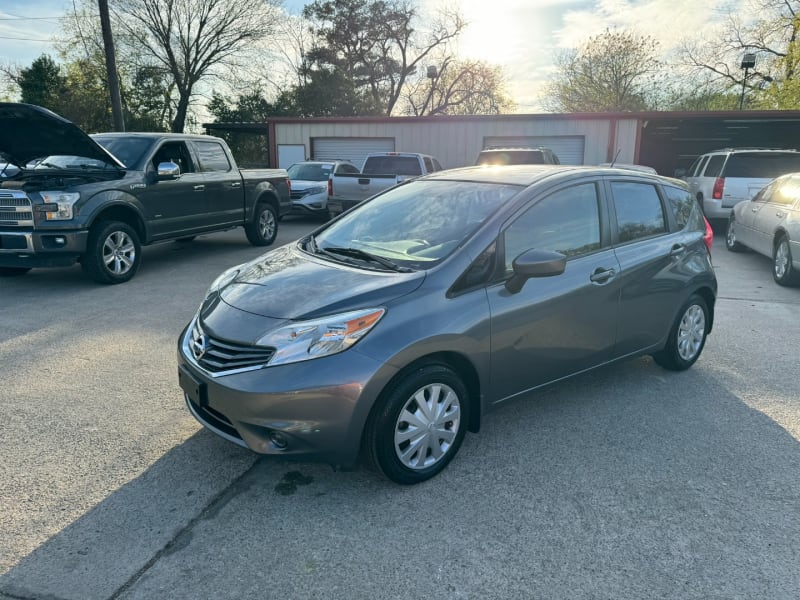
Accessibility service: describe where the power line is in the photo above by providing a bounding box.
[0,35,54,41]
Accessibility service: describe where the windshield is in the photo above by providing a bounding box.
[287,163,333,181]
[477,150,545,166]
[312,179,521,269]
[32,155,119,170]
[93,136,153,169]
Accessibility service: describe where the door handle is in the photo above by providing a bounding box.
[589,267,616,284]
[669,243,686,257]
[230,182,242,188]
[776,211,786,218]
[193,185,205,191]
[752,207,759,212]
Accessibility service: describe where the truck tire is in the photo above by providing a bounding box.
[82,221,142,284]
[0,267,31,276]
[245,203,278,246]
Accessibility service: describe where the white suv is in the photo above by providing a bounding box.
[684,148,800,220]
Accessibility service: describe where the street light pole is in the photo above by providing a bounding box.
[739,52,756,111]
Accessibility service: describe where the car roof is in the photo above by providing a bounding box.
[426,164,678,187]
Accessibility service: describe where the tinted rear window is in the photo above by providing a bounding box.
[723,153,800,178]
[477,151,545,165]
[362,156,422,176]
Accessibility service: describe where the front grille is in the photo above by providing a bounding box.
[189,319,275,374]
[0,192,33,226]
[291,190,310,200]
[188,398,242,440]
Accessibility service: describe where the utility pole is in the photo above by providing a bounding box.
[98,0,125,131]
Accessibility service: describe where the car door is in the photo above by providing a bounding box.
[139,140,207,239]
[736,181,774,252]
[487,180,621,402]
[192,139,243,228]
[606,178,690,357]
[751,176,797,254]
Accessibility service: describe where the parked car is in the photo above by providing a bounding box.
[286,160,358,219]
[178,165,717,485]
[476,146,560,166]
[726,172,800,286]
[327,152,444,216]
[0,102,290,283]
[684,148,800,220]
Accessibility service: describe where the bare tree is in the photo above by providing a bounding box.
[113,0,282,132]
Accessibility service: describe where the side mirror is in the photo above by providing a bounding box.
[505,249,567,293]
[673,168,687,178]
[156,161,180,180]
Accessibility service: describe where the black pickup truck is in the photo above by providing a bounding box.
[0,103,290,283]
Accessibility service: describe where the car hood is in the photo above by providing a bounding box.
[218,244,425,320]
[290,180,327,191]
[0,102,124,168]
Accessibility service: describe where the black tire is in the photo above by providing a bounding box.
[81,221,142,284]
[245,203,278,246]
[653,294,710,371]
[176,236,196,243]
[0,267,31,276]
[725,216,747,252]
[773,235,800,286]
[363,364,469,485]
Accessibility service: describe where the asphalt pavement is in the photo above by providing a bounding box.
[1,218,799,599]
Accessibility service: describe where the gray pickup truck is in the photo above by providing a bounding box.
[327,152,443,216]
[0,103,290,283]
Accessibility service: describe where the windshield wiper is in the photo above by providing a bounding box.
[318,245,413,272]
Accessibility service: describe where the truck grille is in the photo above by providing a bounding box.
[0,191,34,227]
[189,319,275,375]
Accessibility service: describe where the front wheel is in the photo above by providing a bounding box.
[82,221,141,284]
[725,216,746,252]
[773,235,800,286]
[653,294,710,371]
[245,203,278,246]
[363,364,468,484]
[0,267,31,277]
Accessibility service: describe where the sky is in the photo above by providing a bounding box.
[0,0,739,111]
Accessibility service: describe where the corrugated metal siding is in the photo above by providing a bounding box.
[273,116,635,170]
[482,135,585,165]
[312,137,395,169]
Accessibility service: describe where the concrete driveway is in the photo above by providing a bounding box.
[1,219,799,599]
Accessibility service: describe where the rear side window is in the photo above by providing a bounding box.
[664,185,705,230]
[703,155,725,177]
[611,181,666,243]
[723,153,800,178]
[194,141,231,172]
[336,163,359,174]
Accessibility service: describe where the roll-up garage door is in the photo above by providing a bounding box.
[312,137,395,170]
[482,136,585,165]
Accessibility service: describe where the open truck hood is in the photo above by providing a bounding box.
[0,102,125,168]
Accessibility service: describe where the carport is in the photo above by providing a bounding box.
[636,111,800,176]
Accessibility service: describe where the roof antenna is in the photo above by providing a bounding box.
[609,148,621,168]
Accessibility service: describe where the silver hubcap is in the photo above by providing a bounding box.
[394,383,461,470]
[259,209,275,240]
[102,231,135,275]
[677,304,706,361]
[775,240,789,278]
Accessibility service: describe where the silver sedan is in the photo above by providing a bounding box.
[726,173,800,286]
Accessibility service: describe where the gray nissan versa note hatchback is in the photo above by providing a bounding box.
[178,165,717,484]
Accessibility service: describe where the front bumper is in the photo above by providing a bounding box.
[177,322,396,466]
[0,229,88,267]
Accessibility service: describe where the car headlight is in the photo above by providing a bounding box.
[305,186,326,195]
[257,308,385,366]
[40,192,80,220]
[205,266,240,298]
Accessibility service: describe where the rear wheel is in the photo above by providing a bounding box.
[245,203,277,246]
[0,267,31,276]
[773,235,800,286]
[653,294,709,371]
[82,221,141,284]
[363,364,468,484]
[725,216,746,252]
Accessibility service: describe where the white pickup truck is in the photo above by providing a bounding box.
[327,152,444,216]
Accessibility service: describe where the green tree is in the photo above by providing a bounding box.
[302,0,464,115]
[544,29,664,112]
[17,55,67,110]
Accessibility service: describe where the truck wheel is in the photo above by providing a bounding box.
[245,203,277,246]
[82,221,142,284]
[0,267,31,276]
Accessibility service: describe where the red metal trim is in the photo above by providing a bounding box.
[607,118,617,162]
[268,121,277,168]
[634,120,643,164]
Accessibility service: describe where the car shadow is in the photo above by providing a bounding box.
[2,358,800,599]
